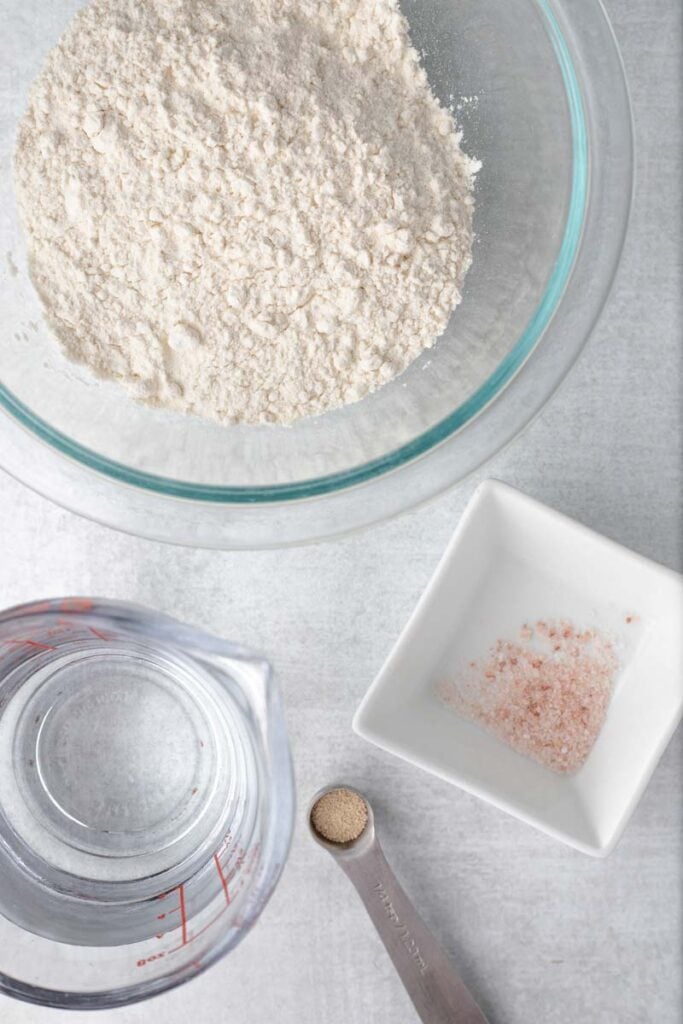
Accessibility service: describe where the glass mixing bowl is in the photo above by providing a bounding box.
[0,0,633,548]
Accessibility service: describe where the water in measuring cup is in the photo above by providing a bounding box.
[0,601,261,947]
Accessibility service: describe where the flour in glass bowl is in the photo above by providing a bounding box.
[14,0,479,425]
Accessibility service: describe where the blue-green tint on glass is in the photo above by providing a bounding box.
[0,2,587,505]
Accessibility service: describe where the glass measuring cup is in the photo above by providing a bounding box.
[0,598,294,1009]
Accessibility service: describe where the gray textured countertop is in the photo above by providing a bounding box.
[1,0,681,1021]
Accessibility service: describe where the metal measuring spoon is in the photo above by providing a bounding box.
[309,785,489,1024]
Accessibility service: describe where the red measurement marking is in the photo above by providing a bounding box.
[136,952,166,968]
[59,598,93,612]
[214,854,231,907]
[178,885,188,946]
[166,904,229,954]
[217,831,232,855]
[156,913,166,920]
[88,626,110,641]
[151,856,250,961]
[7,639,56,651]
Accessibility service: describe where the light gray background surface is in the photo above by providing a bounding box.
[1,0,681,1021]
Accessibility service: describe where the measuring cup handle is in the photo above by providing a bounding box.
[340,839,489,1024]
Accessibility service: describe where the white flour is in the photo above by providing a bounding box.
[15,0,478,425]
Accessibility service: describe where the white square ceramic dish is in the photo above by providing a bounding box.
[354,480,683,856]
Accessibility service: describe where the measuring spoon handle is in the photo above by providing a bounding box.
[341,839,489,1024]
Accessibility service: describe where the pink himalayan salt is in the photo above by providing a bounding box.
[437,619,619,774]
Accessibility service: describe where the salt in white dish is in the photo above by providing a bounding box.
[353,480,683,856]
